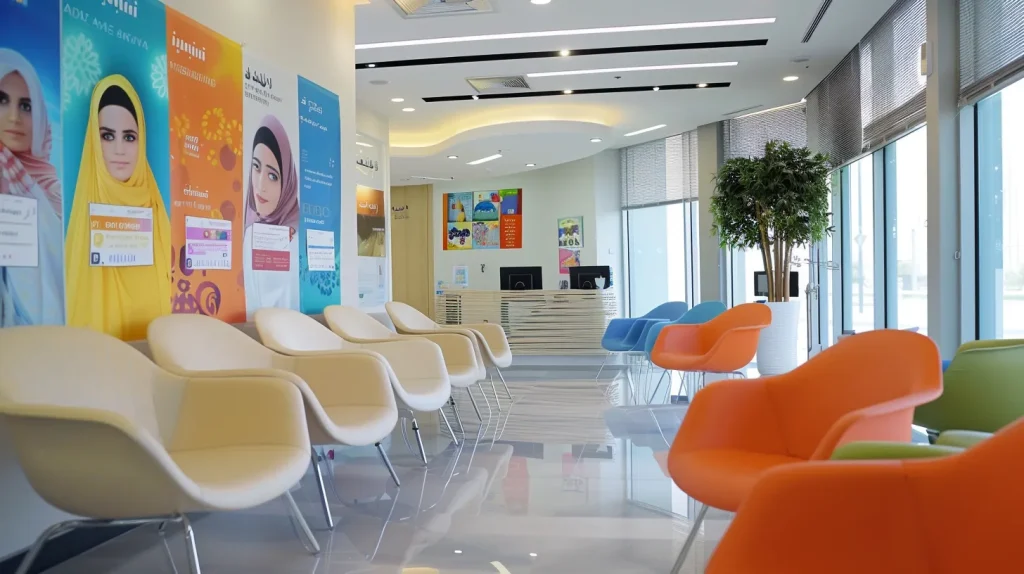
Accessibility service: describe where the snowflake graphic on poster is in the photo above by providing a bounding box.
[62,34,101,108]
[151,54,168,99]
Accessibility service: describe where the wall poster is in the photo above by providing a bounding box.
[0,0,64,327]
[62,0,171,341]
[241,53,299,319]
[166,7,245,322]
[559,247,581,275]
[558,216,583,248]
[298,77,341,314]
[356,184,386,309]
[441,189,522,251]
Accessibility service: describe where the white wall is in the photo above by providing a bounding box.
[0,0,358,559]
[354,107,392,311]
[433,151,623,300]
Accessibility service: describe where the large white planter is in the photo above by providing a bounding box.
[756,301,802,375]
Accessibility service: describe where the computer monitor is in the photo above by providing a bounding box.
[753,271,801,298]
[500,266,543,290]
[570,266,611,290]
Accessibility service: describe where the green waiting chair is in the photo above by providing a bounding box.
[833,339,1024,460]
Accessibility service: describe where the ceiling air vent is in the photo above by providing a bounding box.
[466,75,531,95]
[392,0,493,18]
[802,0,834,43]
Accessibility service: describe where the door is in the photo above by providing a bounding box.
[390,185,434,317]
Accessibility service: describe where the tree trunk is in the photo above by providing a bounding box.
[759,224,774,301]
[773,235,783,303]
[782,243,794,302]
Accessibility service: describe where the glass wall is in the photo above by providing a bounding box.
[842,155,877,334]
[978,77,1024,339]
[626,203,688,317]
[889,127,929,334]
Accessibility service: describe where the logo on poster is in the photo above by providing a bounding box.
[102,0,138,18]
[172,31,206,61]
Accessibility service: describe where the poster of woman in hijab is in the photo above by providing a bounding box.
[61,0,170,341]
[0,0,64,327]
[242,53,300,319]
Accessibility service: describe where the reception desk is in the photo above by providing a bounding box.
[434,289,617,355]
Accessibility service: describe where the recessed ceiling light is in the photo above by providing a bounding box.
[653,86,660,91]
[454,550,463,554]
[563,89,573,94]
[367,63,376,68]
[530,553,538,558]
[356,142,373,148]
[391,97,405,102]
[697,83,708,88]
[468,153,502,166]
[402,107,416,112]
[625,124,668,137]
[559,49,571,56]
[528,61,737,78]
[590,138,602,143]
[472,95,480,100]
[448,155,459,159]
[355,18,776,50]
[783,75,799,82]
[526,163,537,167]
[531,0,551,4]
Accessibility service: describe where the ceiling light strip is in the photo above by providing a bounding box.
[733,99,806,119]
[467,153,503,166]
[527,61,737,78]
[422,82,730,102]
[624,124,668,137]
[355,18,777,50]
[354,39,768,69]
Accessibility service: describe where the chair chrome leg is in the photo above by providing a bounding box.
[15,521,74,574]
[450,396,466,434]
[670,503,708,574]
[158,521,180,574]
[309,447,335,530]
[411,417,429,466]
[376,442,401,487]
[439,407,459,446]
[282,492,321,555]
[467,385,485,422]
[648,369,668,404]
[476,381,494,420]
[496,368,514,401]
[489,371,504,412]
[180,513,204,573]
[595,354,607,380]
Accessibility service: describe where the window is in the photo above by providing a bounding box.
[978,77,1024,339]
[626,204,688,317]
[888,126,929,333]
[842,156,877,334]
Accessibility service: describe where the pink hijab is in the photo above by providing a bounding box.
[245,114,299,233]
[0,49,61,216]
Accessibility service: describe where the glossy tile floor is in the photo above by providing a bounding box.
[43,364,728,573]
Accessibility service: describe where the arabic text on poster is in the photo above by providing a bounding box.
[0,196,39,268]
[306,229,335,272]
[184,216,232,270]
[251,222,291,271]
[88,204,155,267]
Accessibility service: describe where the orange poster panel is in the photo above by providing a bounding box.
[166,9,245,322]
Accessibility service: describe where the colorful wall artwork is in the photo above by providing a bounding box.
[442,188,523,251]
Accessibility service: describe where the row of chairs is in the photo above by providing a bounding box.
[0,302,513,574]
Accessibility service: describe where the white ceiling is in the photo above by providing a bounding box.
[354,0,896,183]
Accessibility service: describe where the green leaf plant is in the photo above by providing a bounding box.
[711,140,833,302]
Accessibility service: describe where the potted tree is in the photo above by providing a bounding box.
[711,140,832,374]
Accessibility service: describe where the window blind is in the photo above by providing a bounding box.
[806,48,862,167]
[723,103,807,160]
[960,0,1024,104]
[621,130,698,208]
[859,0,927,150]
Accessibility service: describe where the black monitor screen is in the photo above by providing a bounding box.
[500,267,543,290]
[753,271,800,298]
[569,266,611,290]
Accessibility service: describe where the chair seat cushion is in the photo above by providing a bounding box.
[602,340,636,352]
[670,449,804,511]
[171,445,308,510]
[393,376,452,411]
[448,364,482,387]
[323,405,399,446]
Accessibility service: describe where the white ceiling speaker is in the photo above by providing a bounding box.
[466,75,531,95]
[392,0,492,18]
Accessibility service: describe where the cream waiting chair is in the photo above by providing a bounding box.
[386,302,514,409]
[146,314,400,529]
[255,308,457,462]
[0,326,316,574]
[324,305,488,424]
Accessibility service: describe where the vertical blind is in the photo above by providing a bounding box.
[960,0,1024,104]
[723,103,807,160]
[621,130,698,208]
[806,48,862,167]
[859,0,927,150]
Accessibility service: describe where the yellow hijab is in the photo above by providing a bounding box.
[65,75,171,341]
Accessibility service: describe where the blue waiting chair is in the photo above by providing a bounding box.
[643,301,727,402]
[601,302,690,353]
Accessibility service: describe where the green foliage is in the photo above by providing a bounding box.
[710,140,833,301]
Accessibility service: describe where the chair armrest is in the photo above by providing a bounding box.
[706,461,922,574]
[812,392,940,460]
[699,326,767,372]
[936,430,992,448]
[276,351,397,409]
[169,376,309,452]
[407,332,480,372]
[360,339,449,383]
[603,318,636,340]
[830,441,963,460]
[643,321,671,355]
[652,324,701,356]
[671,378,787,456]
[461,323,511,356]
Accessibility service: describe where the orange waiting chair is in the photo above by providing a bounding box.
[650,303,771,396]
[707,415,1024,574]
[666,330,942,573]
